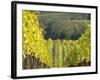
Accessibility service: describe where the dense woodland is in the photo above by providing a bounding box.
[39,12,90,40]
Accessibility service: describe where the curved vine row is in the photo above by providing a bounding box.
[22,10,52,67]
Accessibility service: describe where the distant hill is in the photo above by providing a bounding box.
[39,11,90,20]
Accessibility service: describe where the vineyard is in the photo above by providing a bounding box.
[22,10,91,69]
